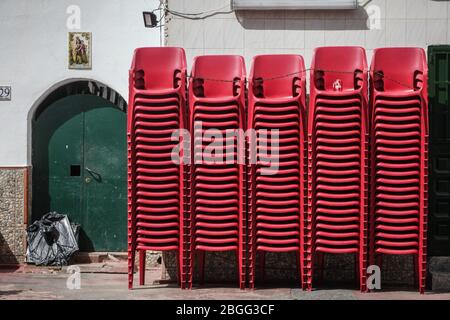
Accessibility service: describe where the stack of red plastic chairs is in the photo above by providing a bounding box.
[369,48,429,293]
[187,55,246,289]
[128,47,188,289]
[247,55,307,288]
[126,46,429,293]
[306,47,369,291]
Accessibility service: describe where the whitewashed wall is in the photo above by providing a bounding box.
[0,0,162,166]
[166,0,449,69]
[1,0,449,165]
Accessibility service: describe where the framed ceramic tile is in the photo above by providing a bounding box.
[68,32,92,70]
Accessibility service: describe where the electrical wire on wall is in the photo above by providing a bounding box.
[144,1,235,46]
[146,0,371,46]
[163,3,233,20]
[145,0,234,29]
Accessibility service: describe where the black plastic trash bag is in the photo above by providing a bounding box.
[26,212,80,266]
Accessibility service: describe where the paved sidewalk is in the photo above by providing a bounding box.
[1,265,449,300]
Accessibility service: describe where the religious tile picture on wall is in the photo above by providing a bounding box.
[68,32,92,69]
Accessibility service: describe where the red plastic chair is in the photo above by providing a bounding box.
[247,54,307,288]
[369,47,428,294]
[128,47,189,289]
[307,47,369,292]
[188,55,246,289]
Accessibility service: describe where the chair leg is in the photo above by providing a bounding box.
[139,250,146,286]
[249,248,256,289]
[418,253,425,294]
[128,245,136,289]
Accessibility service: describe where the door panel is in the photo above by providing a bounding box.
[32,94,127,252]
[83,103,127,251]
[33,96,84,222]
[428,45,450,256]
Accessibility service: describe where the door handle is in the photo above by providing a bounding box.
[85,167,102,182]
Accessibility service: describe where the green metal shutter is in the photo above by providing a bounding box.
[428,45,450,256]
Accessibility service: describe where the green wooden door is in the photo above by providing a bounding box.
[428,46,450,256]
[32,94,127,251]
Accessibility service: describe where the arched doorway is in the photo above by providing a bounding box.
[31,80,127,251]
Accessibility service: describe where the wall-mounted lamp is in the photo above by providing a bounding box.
[143,11,158,28]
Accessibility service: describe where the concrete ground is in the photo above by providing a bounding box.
[1,263,450,300]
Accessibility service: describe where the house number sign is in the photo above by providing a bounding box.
[0,86,11,101]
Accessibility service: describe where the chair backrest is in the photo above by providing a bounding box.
[311,46,367,92]
[190,55,245,98]
[371,47,427,92]
[130,47,186,90]
[250,54,305,98]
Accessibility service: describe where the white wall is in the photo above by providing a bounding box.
[0,0,162,166]
[2,0,449,166]
[166,0,450,68]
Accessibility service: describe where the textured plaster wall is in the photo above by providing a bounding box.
[0,168,27,265]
